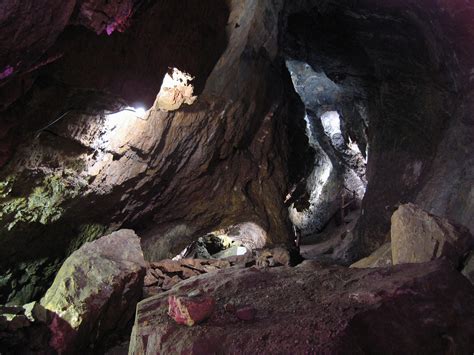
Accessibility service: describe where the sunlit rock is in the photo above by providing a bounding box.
[154,68,197,112]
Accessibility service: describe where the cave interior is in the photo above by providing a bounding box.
[0,0,473,353]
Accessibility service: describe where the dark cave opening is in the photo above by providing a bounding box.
[0,0,473,353]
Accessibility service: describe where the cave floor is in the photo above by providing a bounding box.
[299,209,360,263]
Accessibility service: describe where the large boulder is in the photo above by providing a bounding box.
[40,229,146,354]
[391,203,474,265]
[129,259,474,354]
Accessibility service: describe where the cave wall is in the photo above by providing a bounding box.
[0,0,301,304]
[1,0,473,303]
[281,0,474,257]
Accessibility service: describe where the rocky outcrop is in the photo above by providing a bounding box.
[129,260,474,354]
[0,0,303,304]
[350,242,392,269]
[40,229,146,354]
[391,203,474,266]
[282,0,474,260]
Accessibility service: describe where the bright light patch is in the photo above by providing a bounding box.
[135,107,146,117]
[321,111,341,137]
[154,68,197,112]
[106,106,148,121]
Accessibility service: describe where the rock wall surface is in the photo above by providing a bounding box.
[282,0,474,257]
[1,0,474,303]
[0,0,303,304]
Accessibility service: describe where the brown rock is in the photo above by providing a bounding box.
[391,203,474,265]
[144,273,160,287]
[181,267,200,279]
[155,260,184,274]
[162,275,183,291]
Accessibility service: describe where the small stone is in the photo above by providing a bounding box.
[144,273,160,287]
[162,275,182,290]
[155,259,183,273]
[224,303,236,313]
[235,306,256,321]
[187,289,202,298]
[168,295,215,326]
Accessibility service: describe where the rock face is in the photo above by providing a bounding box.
[0,303,50,354]
[40,229,146,354]
[391,203,474,266]
[0,0,302,304]
[282,0,474,259]
[350,242,392,269]
[129,260,474,354]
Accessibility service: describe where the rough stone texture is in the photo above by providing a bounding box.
[143,258,251,298]
[0,0,303,304]
[40,229,146,354]
[1,0,474,307]
[285,59,367,236]
[282,0,474,259]
[0,303,50,354]
[73,0,137,35]
[391,203,474,266]
[129,260,474,354]
[168,295,216,326]
[350,242,392,269]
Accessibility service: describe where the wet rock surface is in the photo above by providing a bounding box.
[129,260,474,354]
[391,203,474,266]
[40,229,146,354]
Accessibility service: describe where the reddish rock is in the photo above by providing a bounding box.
[130,260,474,354]
[168,295,215,326]
[235,306,256,321]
